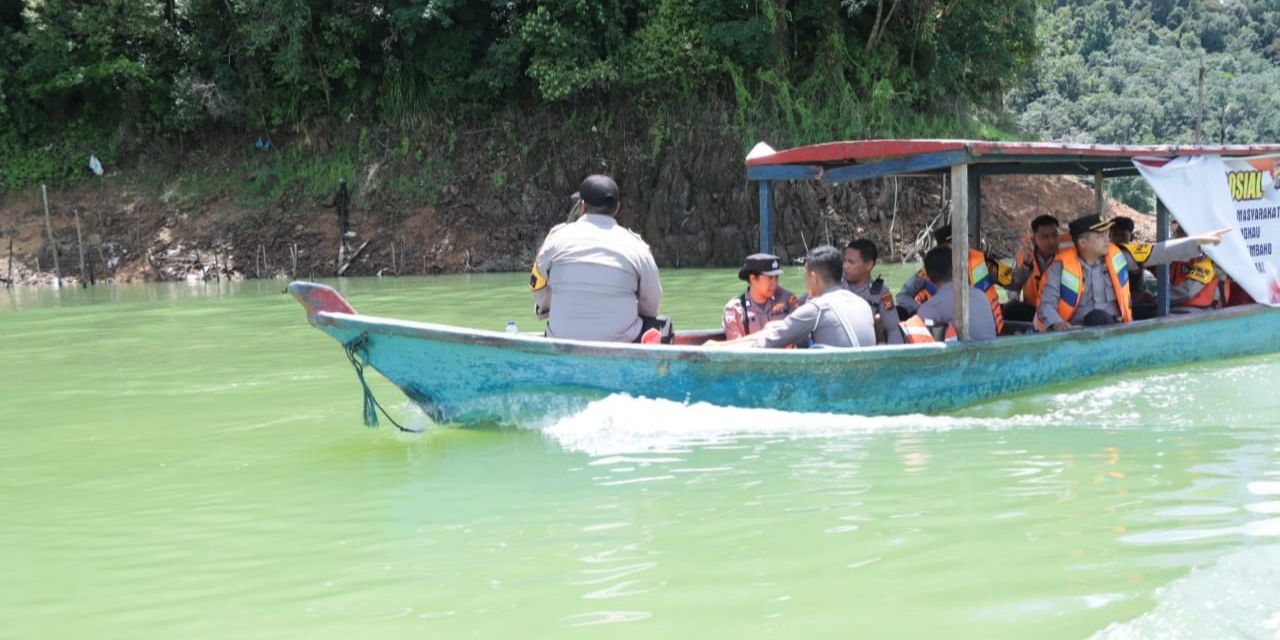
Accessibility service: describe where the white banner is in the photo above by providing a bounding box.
[1134,154,1280,305]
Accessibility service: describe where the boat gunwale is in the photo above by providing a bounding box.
[308,302,1278,364]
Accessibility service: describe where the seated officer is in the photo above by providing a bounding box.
[895,226,952,317]
[1110,216,1149,295]
[722,253,801,339]
[841,238,901,343]
[1003,214,1062,322]
[707,245,874,348]
[1168,225,1228,311]
[1035,214,1228,330]
[895,225,1003,333]
[900,247,999,342]
[531,175,662,342]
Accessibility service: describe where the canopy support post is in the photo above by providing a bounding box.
[951,164,972,341]
[758,181,774,254]
[1156,198,1171,317]
[1095,169,1106,214]
[968,170,981,241]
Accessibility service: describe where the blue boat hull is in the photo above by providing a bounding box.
[289,282,1280,426]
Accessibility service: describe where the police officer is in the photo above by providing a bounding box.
[708,245,875,349]
[910,247,999,340]
[721,253,801,340]
[842,238,901,343]
[895,225,1003,333]
[1004,214,1062,322]
[1036,214,1228,330]
[894,226,952,318]
[530,175,662,342]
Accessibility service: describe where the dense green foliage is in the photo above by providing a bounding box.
[1012,0,1280,145]
[0,0,1038,189]
[1009,0,1280,210]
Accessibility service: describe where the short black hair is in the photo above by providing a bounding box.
[804,245,843,283]
[924,247,953,284]
[933,225,952,245]
[845,238,878,264]
[1031,215,1059,233]
[1112,216,1135,233]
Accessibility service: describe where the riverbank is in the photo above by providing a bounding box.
[0,124,1147,287]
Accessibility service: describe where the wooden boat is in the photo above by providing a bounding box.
[290,140,1280,427]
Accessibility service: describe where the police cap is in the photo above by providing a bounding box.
[1068,214,1114,238]
[578,175,619,210]
[738,253,784,281]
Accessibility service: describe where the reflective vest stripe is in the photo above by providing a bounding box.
[899,316,958,344]
[900,316,934,343]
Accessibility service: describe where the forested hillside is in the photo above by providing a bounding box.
[0,0,1037,188]
[1010,0,1280,209]
[1,1,1277,283]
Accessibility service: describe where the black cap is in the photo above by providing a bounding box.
[578,175,619,210]
[1112,216,1135,233]
[1068,214,1114,237]
[738,253,784,281]
[934,225,952,244]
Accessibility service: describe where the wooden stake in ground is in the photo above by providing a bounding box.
[338,240,370,276]
[41,184,62,287]
[6,229,14,288]
[74,210,87,288]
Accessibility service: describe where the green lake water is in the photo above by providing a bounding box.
[3,268,1280,639]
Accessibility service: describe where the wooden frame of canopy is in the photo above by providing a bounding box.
[746,140,1280,339]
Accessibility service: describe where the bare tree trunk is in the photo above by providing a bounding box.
[865,0,902,54]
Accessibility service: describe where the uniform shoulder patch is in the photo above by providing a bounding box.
[995,261,1015,287]
[1124,242,1153,263]
[1185,258,1215,284]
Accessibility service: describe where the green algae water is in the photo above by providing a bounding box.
[3,269,1280,639]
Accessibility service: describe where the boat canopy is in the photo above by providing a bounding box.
[745,139,1280,179]
[744,139,1280,340]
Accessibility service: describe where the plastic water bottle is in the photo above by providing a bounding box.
[505,320,519,334]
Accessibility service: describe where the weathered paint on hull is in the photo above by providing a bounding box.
[289,282,1280,426]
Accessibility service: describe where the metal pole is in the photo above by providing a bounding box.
[758,181,774,254]
[41,184,61,287]
[1156,198,1171,317]
[951,164,972,341]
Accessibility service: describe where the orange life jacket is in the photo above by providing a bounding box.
[899,315,958,344]
[1034,244,1132,331]
[1170,256,1222,308]
[914,249,1004,333]
[1014,243,1066,307]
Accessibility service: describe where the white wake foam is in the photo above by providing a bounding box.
[529,393,1060,456]
[1090,544,1280,640]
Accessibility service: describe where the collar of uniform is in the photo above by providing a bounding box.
[843,277,871,292]
[815,283,849,298]
[581,213,616,225]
